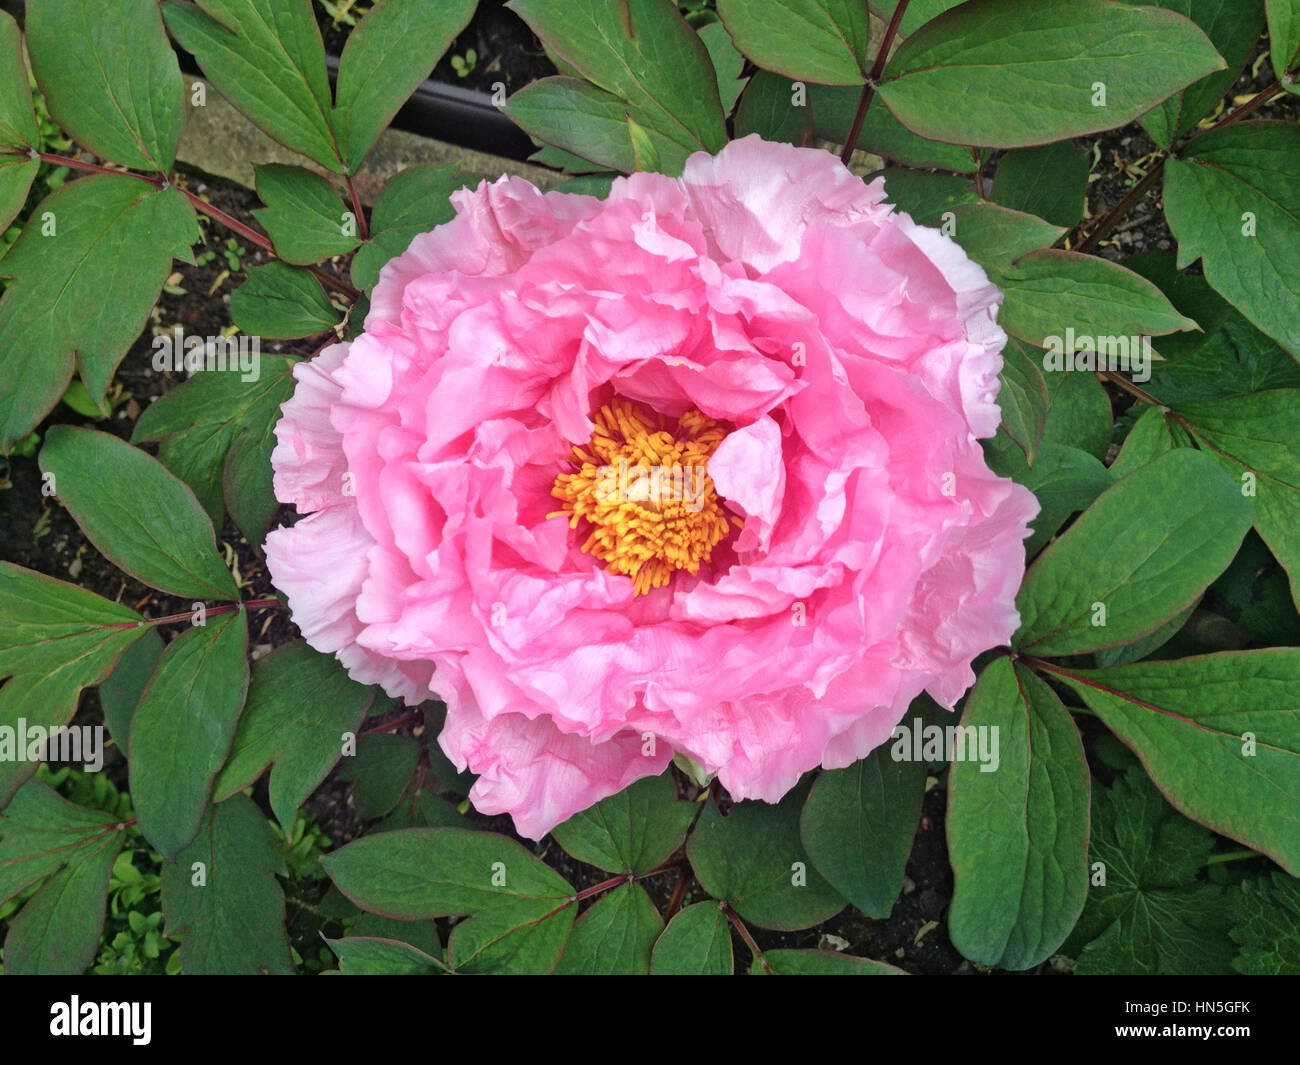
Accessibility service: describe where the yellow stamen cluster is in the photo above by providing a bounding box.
[551,397,740,595]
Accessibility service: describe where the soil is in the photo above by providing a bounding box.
[315,0,556,95]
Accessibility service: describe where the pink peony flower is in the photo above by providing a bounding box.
[265,135,1038,840]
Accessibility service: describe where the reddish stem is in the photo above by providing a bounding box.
[840,0,911,165]
[105,597,281,631]
[724,904,772,974]
[346,173,369,240]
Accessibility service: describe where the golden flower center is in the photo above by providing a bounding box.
[551,398,740,595]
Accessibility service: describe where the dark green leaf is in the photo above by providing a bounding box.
[337,733,419,819]
[1015,449,1253,655]
[97,626,164,753]
[734,71,813,146]
[253,164,359,265]
[809,83,978,171]
[1231,873,1300,974]
[997,338,1051,464]
[698,21,747,113]
[800,741,924,918]
[551,771,695,875]
[876,169,980,226]
[326,935,448,974]
[129,610,249,859]
[1163,121,1300,358]
[555,882,663,974]
[331,0,477,172]
[161,793,294,973]
[758,948,905,974]
[351,164,463,291]
[947,658,1090,970]
[0,12,38,233]
[214,640,376,832]
[650,900,733,974]
[39,426,238,601]
[1057,650,1300,874]
[1268,0,1300,84]
[716,0,872,84]
[27,0,183,171]
[0,177,198,450]
[230,261,341,339]
[1066,771,1233,974]
[132,353,298,544]
[993,142,1090,227]
[162,0,341,171]
[686,781,845,931]
[877,0,1225,148]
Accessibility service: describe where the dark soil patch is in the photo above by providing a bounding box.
[315,0,556,95]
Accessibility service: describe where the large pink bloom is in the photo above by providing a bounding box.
[265,135,1037,840]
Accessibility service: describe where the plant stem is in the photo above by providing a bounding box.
[346,173,369,240]
[724,904,772,974]
[840,0,911,165]
[13,149,361,301]
[1075,81,1286,253]
[1205,849,1258,865]
[107,597,282,630]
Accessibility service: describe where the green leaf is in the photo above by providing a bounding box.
[508,0,727,172]
[0,177,198,451]
[1041,367,1113,462]
[1231,873,1300,974]
[351,164,463,291]
[983,438,1113,557]
[997,338,1051,464]
[715,0,872,84]
[161,793,294,974]
[992,141,1090,227]
[868,0,966,37]
[132,353,298,544]
[1108,406,1192,480]
[799,741,925,918]
[1268,0,1300,84]
[0,11,37,151]
[876,0,1225,148]
[39,426,238,601]
[326,935,449,974]
[758,949,906,974]
[337,733,419,819]
[97,626,164,753]
[650,900,733,974]
[1055,650,1300,875]
[1176,390,1300,609]
[252,165,359,265]
[0,13,38,234]
[1122,255,1300,404]
[505,77,652,174]
[1121,0,1266,147]
[331,0,477,172]
[993,251,1197,349]
[551,771,695,875]
[947,203,1065,268]
[0,781,123,906]
[1093,600,1198,668]
[876,169,980,226]
[809,83,979,171]
[1015,449,1253,655]
[1164,121,1300,358]
[162,0,342,172]
[322,828,576,974]
[321,827,574,919]
[946,658,1090,970]
[129,610,249,859]
[26,0,183,171]
[734,71,814,145]
[0,562,143,680]
[686,781,845,931]
[698,21,747,114]
[214,640,376,833]
[1066,770,1233,974]
[555,882,663,974]
[230,261,341,339]
[3,829,124,974]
